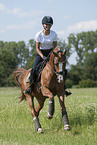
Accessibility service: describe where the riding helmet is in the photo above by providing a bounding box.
[42,16,53,25]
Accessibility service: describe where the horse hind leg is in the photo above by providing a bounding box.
[33,117,43,133]
[33,98,46,133]
[25,94,43,133]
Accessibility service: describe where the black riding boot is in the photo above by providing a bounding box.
[64,85,72,97]
[24,70,35,95]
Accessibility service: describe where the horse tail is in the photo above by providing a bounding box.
[13,67,27,86]
[13,67,27,102]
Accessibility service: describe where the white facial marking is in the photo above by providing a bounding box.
[57,74,63,83]
[59,63,63,71]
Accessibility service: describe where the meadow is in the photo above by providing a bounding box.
[0,87,97,145]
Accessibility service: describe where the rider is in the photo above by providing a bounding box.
[25,16,71,96]
[25,16,57,94]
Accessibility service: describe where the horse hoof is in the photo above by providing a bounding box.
[47,112,53,119]
[64,125,70,131]
[37,128,43,134]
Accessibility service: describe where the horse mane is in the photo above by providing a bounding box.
[13,67,27,86]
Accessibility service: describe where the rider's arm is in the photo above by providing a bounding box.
[36,42,44,58]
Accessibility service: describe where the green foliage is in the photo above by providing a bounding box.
[16,41,29,65]
[25,39,36,69]
[83,52,97,81]
[7,73,16,86]
[0,41,29,86]
[0,48,17,86]
[67,65,83,85]
[68,30,97,65]
[65,79,73,88]
[79,79,95,88]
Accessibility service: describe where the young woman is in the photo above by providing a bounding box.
[25,16,57,94]
[25,16,71,96]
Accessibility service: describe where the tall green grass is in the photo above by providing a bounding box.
[0,87,97,145]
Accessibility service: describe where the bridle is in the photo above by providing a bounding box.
[48,50,67,75]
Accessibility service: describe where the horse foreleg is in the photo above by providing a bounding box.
[47,99,55,119]
[42,86,55,119]
[25,94,43,133]
[58,96,70,131]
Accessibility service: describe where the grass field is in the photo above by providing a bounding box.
[0,87,97,145]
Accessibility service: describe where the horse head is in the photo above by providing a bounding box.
[51,47,67,83]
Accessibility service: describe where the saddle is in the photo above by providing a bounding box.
[35,57,49,82]
[26,57,49,91]
[36,57,50,91]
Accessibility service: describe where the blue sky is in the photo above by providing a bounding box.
[0,0,97,64]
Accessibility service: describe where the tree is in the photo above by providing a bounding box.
[67,65,83,85]
[68,30,97,65]
[0,48,17,86]
[0,41,30,86]
[0,41,4,49]
[16,41,29,66]
[25,39,36,69]
[83,52,97,81]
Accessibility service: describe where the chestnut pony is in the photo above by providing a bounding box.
[14,47,70,133]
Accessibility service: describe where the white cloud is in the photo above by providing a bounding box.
[0,25,5,34]
[57,30,65,38]
[64,16,71,19]
[10,8,44,17]
[0,29,5,34]
[66,20,97,34]
[0,2,44,17]
[0,21,37,34]
[0,3,6,11]
[6,21,37,30]
[57,20,97,39]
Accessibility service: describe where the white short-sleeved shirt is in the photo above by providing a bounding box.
[35,30,57,50]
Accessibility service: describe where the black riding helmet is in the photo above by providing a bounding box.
[42,16,53,25]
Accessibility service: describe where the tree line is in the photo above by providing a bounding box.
[0,30,97,87]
